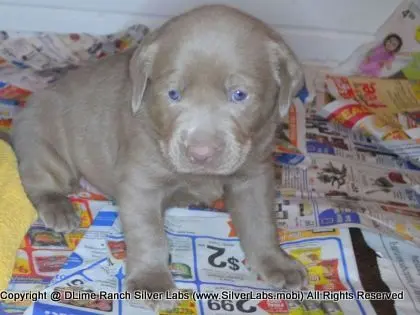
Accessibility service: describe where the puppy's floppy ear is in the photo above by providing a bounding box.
[266,38,304,118]
[129,36,158,114]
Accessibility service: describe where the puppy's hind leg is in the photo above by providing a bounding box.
[14,138,80,232]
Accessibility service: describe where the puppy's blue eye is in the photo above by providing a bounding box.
[168,89,181,102]
[230,89,248,103]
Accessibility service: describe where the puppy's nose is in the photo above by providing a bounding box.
[187,145,216,162]
[184,130,225,163]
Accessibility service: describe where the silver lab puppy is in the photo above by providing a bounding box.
[12,4,307,309]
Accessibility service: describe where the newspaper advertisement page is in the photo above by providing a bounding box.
[0,200,112,314]
[304,111,420,172]
[277,95,420,173]
[314,0,420,164]
[21,206,377,315]
[362,230,420,314]
[274,197,420,243]
[320,78,420,155]
[274,109,420,245]
[278,154,420,207]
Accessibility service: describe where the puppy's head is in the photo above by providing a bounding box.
[129,5,303,175]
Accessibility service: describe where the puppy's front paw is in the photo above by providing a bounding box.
[37,194,80,232]
[126,268,180,311]
[257,253,308,290]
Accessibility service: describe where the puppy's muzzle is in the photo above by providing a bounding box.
[183,131,225,164]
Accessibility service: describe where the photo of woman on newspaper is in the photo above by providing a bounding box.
[358,33,403,77]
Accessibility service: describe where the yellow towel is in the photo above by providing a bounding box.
[0,138,37,290]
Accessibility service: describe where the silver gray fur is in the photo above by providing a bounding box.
[12,5,307,310]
